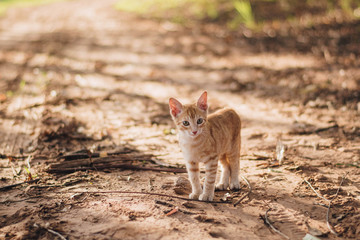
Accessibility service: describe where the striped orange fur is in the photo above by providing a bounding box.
[169,91,241,201]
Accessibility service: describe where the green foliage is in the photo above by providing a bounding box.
[116,0,360,29]
[115,0,222,22]
[115,0,175,15]
[0,0,63,15]
[115,0,257,28]
[338,0,360,15]
[231,0,255,28]
[19,79,26,90]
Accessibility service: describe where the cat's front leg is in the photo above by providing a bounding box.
[199,157,218,201]
[186,161,202,199]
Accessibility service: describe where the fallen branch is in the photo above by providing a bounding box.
[47,164,186,174]
[247,153,272,161]
[0,179,40,191]
[335,163,360,168]
[304,174,347,236]
[234,176,252,206]
[0,154,28,160]
[58,148,137,161]
[314,124,339,133]
[48,152,186,174]
[65,190,231,204]
[290,124,338,135]
[50,155,155,169]
[264,208,290,240]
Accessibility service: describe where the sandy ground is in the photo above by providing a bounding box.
[0,0,359,239]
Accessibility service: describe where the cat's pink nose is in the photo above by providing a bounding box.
[192,131,197,135]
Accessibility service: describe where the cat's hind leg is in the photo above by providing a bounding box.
[228,151,241,190]
[215,154,230,191]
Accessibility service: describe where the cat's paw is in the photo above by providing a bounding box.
[199,192,214,201]
[215,183,229,191]
[229,181,241,190]
[189,192,200,199]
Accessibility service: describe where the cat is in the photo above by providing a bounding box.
[169,91,241,201]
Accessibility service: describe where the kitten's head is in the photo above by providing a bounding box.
[169,91,208,138]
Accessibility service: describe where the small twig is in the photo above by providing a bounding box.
[313,202,328,208]
[314,124,338,133]
[249,153,272,160]
[155,200,174,207]
[27,184,64,189]
[148,178,154,191]
[331,175,346,201]
[165,207,179,216]
[265,208,290,240]
[0,179,40,191]
[304,174,347,236]
[47,228,67,240]
[304,179,328,202]
[293,124,339,135]
[234,176,252,206]
[34,223,67,240]
[25,155,32,170]
[65,190,231,204]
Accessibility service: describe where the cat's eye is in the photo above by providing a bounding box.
[182,121,190,126]
[197,118,204,124]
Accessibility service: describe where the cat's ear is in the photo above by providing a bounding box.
[169,98,183,118]
[197,91,208,111]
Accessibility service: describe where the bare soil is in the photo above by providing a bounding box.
[0,0,359,239]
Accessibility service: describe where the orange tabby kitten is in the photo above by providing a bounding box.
[169,91,241,201]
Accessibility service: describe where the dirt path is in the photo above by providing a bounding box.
[0,0,359,239]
